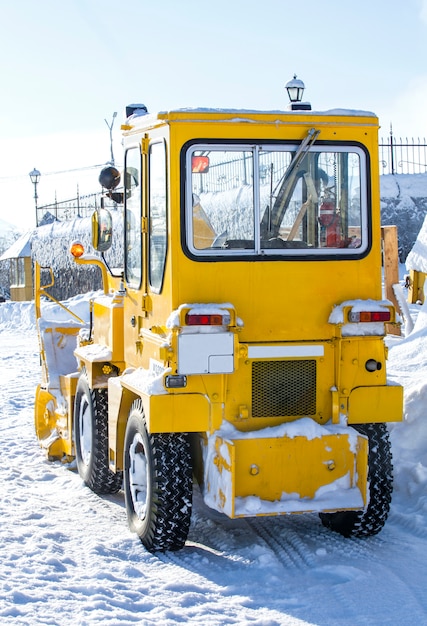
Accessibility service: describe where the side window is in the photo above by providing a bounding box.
[11,258,25,286]
[124,147,142,288]
[149,141,167,292]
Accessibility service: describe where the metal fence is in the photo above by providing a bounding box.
[36,191,117,226]
[379,128,427,175]
[35,131,427,224]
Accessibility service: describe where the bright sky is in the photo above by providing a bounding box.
[1,0,427,229]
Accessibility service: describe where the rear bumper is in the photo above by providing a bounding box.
[201,420,368,518]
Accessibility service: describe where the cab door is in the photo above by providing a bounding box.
[123,138,168,368]
[123,142,145,367]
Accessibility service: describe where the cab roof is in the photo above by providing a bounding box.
[121,107,378,133]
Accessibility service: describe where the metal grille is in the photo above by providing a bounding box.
[252,360,317,417]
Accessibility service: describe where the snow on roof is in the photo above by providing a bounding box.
[125,107,378,130]
[0,231,32,261]
[158,107,377,117]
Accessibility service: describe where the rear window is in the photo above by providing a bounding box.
[184,139,370,259]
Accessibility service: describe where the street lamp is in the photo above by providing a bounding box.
[285,75,311,111]
[29,168,41,226]
[30,168,41,226]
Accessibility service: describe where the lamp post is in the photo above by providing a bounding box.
[29,168,41,226]
[285,75,311,111]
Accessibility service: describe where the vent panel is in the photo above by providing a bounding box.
[252,360,316,417]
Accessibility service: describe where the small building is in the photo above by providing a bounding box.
[0,232,33,301]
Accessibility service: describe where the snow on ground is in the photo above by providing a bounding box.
[1,292,427,626]
[406,213,427,274]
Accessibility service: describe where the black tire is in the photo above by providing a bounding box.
[319,423,393,538]
[74,373,123,494]
[123,400,193,552]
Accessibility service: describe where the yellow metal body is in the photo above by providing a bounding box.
[34,107,403,518]
[407,269,426,304]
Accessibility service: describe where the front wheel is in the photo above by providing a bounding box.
[123,400,193,552]
[319,423,393,538]
[74,373,123,494]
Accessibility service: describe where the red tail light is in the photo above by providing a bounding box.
[349,311,391,323]
[186,313,224,326]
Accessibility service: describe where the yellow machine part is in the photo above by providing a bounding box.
[34,323,80,460]
[202,430,368,518]
[92,295,125,362]
[34,385,73,459]
[348,385,404,424]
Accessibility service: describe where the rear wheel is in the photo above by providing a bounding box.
[74,373,123,494]
[123,400,193,552]
[319,423,393,537]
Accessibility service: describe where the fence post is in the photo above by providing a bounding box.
[389,124,395,175]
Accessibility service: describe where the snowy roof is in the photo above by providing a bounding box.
[124,108,378,131]
[157,107,377,118]
[0,231,32,261]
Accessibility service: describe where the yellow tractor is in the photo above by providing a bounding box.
[35,92,403,552]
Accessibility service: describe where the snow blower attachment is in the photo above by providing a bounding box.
[34,87,403,552]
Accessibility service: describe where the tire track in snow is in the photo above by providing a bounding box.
[245,516,317,569]
[388,509,427,540]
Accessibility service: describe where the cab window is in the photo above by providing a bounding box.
[124,147,142,287]
[149,141,167,292]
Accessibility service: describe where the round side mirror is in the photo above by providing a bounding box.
[92,208,113,252]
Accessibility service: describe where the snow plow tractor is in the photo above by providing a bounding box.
[34,94,403,552]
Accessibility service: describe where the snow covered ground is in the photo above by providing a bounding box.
[1,283,427,625]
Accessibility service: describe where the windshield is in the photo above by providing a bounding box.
[185,141,369,258]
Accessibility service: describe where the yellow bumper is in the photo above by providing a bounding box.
[202,426,368,518]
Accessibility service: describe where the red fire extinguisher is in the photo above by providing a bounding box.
[318,198,341,247]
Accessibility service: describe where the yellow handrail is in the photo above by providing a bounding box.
[34,262,86,325]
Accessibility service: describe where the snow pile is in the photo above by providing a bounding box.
[0,290,97,331]
[406,213,427,273]
[387,294,427,529]
[40,291,97,326]
[0,300,35,330]
[380,173,427,261]
[380,173,427,199]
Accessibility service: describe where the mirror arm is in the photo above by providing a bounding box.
[101,252,123,279]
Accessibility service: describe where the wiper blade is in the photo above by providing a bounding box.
[281,127,320,185]
[261,127,320,238]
